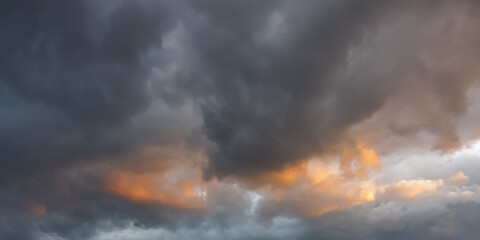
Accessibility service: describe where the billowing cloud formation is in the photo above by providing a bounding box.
[2,0,480,239]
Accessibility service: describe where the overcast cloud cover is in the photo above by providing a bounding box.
[1,0,480,239]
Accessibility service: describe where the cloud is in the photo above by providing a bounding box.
[197,0,404,178]
[2,0,480,239]
[381,179,444,201]
[28,204,46,216]
[448,172,469,185]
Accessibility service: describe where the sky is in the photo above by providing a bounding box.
[1,0,480,239]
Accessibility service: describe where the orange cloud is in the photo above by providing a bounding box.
[296,181,376,218]
[382,179,444,200]
[245,159,378,218]
[98,145,209,211]
[101,141,385,218]
[298,163,377,217]
[448,171,469,185]
[245,164,307,189]
[340,143,381,179]
[104,170,205,210]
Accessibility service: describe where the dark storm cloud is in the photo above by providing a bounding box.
[0,0,191,238]
[192,0,403,178]
[191,0,480,177]
[0,0,179,177]
[1,0,480,239]
[0,0,170,123]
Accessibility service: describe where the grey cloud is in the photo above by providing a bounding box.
[2,0,480,239]
[191,0,403,178]
[0,0,175,174]
[190,0,480,178]
[12,200,480,240]
[0,0,196,238]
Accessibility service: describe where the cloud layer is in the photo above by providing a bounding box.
[1,0,480,239]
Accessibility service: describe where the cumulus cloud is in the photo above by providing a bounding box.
[448,172,470,185]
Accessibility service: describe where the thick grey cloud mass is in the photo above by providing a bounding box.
[197,0,400,178]
[0,0,173,178]
[196,0,480,177]
[1,0,480,239]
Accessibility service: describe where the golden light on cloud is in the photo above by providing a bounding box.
[295,176,377,218]
[104,170,205,210]
[448,171,469,185]
[248,156,379,218]
[382,179,444,200]
[340,143,382,179]
[98,141,388,219]
[360,148,381,170]
[246,163,307,188]
[99,140,478,220]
